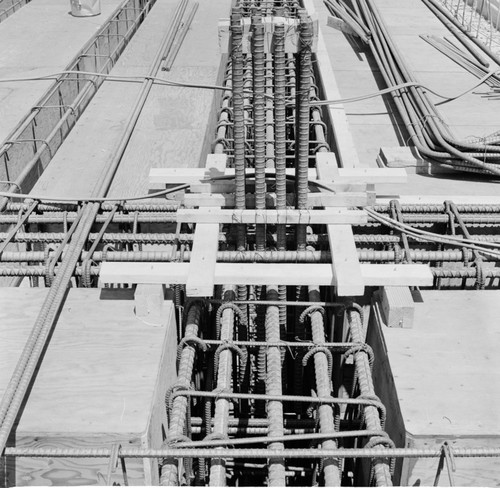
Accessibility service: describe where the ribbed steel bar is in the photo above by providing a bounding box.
[4,211,500,226]
[307,286,341,486]
[265,286,286,485]
[209,286,237,486]
[161,303,203,486]
[253,16,267,252]
[0,249,481,263]
[346,305,392,486]
[231,9,247,251]
[274,22,288,252]
[295,13,313,251]
[7,231,500,246]
[6,446,500,460]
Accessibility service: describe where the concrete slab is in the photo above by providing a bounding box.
[33,0,230,198]
[371,290,500,485]
[0,0,122,143]
[315,0,500,194]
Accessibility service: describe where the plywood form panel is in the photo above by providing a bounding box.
[0,288,177,485]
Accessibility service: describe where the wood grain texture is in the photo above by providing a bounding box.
[149,166,407,185]
[0,288,176,485]
[100,262,433,287]
[316,152,364,296]
[373,290,500,485]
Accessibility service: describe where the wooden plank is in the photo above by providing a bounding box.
[0,288,176,485]
[149,167,407,185]
[316,152,364,296]
[134,284,165,323]
[100,262,433,287]
[328,225,364,296]
[376,195,500,205]
[380,286,415,328]
[175,208,367,225]
[183,191,371,208]
[186,222,220,297]
[361,264,432,287]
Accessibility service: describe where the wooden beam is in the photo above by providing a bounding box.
[175,208,367,225]
[183,191,372,208]
[100,262,433,287]
[149,167,407,186]
[379,286,415,328]
[316,152,364,296]
[186,222,220,297]
[376,195,500,205]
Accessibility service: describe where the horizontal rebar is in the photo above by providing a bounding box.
[4,446,500,460]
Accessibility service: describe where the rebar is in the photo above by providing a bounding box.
[161,303,202,485]
[346,305,392,486]
[265,286,286,485]
[231,9,247,251]
[295,12,313,250]
[209,286,237,486]
[307,286,342,485]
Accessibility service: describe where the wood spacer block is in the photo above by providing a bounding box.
[186,220,220,297]
[134,284,165,324]
[380,286,415,328]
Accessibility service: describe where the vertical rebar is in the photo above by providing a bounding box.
[231,9,246,251]
[265,285,286,485]
[308,286,342,486]
[295,12,313,251]
[346,306,393,486]
[274,22,288,345]
[209,287,237,486]
[274,22,287,251]
[253,16,267,252]
[161,304,203,486]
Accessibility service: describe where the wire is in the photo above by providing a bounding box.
[315,70,500,106]
[0,184,189,204]
[0,69,497,105]
[366,207,500,259]
[0,70,229,92]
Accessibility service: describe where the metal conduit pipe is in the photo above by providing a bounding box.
[161,303,203,485]
[209,286,237,486]
[265,286,287,485]
[423,0,500,67]
[346,305,392,486]
[357,0,500,176]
